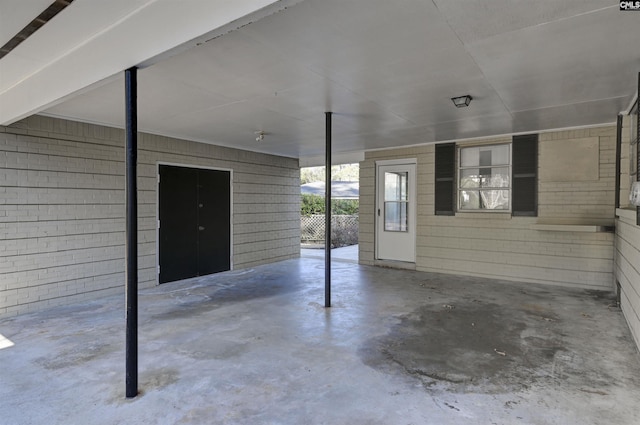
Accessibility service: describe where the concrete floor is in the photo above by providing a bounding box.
[1,258,640,425]
[300,244,359,263]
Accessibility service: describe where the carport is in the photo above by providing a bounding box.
[2,257,640,424]
[1,1,640,423]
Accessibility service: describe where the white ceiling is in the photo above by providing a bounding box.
[3,0,639,163]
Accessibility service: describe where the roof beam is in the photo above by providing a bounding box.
[0,0,302,126]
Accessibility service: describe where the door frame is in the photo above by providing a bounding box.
[375,158,417,263]
[156,162,234,285]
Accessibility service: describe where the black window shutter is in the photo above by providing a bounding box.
[435,143,455,215]
[512,134,538,216]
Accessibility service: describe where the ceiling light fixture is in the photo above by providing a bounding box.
[255,131,265,142]
[451,95,472,108]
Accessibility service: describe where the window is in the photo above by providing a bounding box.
[433,135,537,216]
[458,144,510,211]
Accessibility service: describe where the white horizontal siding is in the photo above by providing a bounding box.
[360,127,617,290]
[615,210,640,350]
[0,115,300,317]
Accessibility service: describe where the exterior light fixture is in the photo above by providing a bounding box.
[451,95,472,108]
[255,131,265,142]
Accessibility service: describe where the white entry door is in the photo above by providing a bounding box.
[376,161,416,262]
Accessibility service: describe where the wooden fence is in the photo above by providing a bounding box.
[301,214,358,247]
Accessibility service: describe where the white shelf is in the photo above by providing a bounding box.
[530,222,614,232]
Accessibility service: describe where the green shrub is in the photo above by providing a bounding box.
[301,194,359,216]
[301,194,325,216]
[332,199,359,215]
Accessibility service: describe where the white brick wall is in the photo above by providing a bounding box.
[619,115,633,208]
[0,116,300,317]
[615,111,640,351]
[615,209,640,350]
[360,127,617,290]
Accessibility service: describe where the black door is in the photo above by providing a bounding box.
[158,165,231,284]
[197,168,231,276]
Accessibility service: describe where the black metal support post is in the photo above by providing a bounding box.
[615,114,622,209]
[325,112,332,308]
[636,72,640,226]
[125,67,138,399]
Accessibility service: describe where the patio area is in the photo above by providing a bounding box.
[1,257,639,424]
[300,244,359,263]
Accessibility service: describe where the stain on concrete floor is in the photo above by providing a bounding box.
[149,269,301,321]
[360,300,571,393]
[35,341,117,370]
[3,259,640,425]
[141,368,180,392]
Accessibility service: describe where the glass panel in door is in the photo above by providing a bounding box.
[384,171,408,232]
